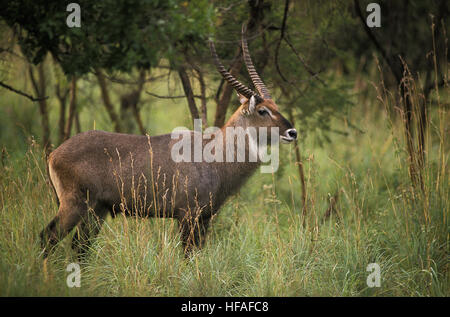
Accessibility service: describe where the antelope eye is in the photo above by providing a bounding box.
[258,108,269,116]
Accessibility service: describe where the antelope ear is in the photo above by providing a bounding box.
[238,93,248,105]
[248,95,257,113]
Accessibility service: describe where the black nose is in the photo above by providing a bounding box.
[287,129,297,139]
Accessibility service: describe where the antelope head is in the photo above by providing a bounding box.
[209,26,297,144]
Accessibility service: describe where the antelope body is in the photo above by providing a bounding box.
[41,28,297,258]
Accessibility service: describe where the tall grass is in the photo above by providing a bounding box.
[0,102,447,297]
[0,57,448,297]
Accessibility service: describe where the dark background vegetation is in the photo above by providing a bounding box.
[0,0,448,296]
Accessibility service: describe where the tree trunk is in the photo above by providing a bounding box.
[29,63,51,155]
[194,68,208,128]
[120,70,146,134]
[96,69,122,133]
[55,83,69,144]
[75,111,81,134]
[64,77,77,141]
[178,66,200,127]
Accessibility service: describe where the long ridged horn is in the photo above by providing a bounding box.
[209,40,263,102]
[241,24,271,99]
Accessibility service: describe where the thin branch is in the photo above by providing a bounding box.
[0,80,48,102]
[146,91,202,99]
[212,24,274,44]
[284,35,326,86]
[354,0,401,81]
[104,73,168,85]
[274,0,290,83]
[272,0,325,90]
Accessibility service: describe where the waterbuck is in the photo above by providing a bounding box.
[40,29,297,258]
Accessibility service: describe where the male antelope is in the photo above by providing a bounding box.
[41,29,297,258]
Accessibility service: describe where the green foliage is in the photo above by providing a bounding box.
[295,77,356,145]
[0,0,214,75]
